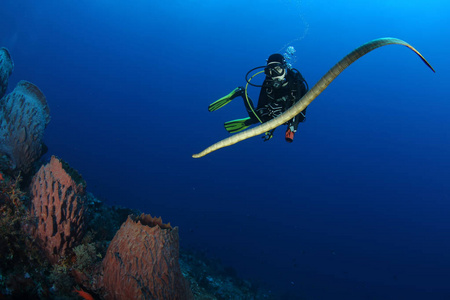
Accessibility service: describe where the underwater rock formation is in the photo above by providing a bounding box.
[0,47,13,99]
[0,80,50,174]
[101,214,193,300]
[30,156,87,264]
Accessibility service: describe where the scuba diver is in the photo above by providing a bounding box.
[208,53,308,142]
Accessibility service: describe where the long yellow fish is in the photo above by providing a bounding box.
[193,37,435,158]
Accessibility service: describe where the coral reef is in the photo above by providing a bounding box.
[100,214,194,300]
[30,156,87,264]
[0,173,50,298]
[0,47,13,99]
[0,80,50,175]
[0,172,277,299]
[0,46,278,300]
[180,250,276,300]
[0,174,29,269]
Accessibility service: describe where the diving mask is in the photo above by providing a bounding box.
[264,62,286,80]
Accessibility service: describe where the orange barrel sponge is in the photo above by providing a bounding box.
[101,214,193,300]
[30,156,87,264]
[0,80,50,174]
[0,47,14,99]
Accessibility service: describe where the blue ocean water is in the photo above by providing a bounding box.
[1,0,449,299]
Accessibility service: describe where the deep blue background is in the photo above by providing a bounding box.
[1,0,449,299]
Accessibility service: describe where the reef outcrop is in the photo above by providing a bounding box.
[0,80,50,174]
[101,214,193,300]
[30,156,87,264]
[1,46,267,299]
[0,47,14,99]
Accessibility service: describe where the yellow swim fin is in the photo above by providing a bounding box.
[208,87,244,112]
[224,117,251,133]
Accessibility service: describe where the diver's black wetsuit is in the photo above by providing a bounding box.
[242,68,308,132]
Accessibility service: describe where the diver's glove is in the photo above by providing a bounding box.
[285,128,295,143]
[262,129,275,142]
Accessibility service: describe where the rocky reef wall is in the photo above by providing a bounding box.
[0,45,271,300]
